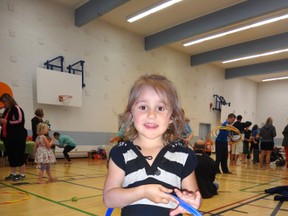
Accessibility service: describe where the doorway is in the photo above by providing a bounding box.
[199,123,211,140]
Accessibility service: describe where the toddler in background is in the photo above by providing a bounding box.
[34,123,57,184]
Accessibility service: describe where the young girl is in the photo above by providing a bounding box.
[103,74,201,216]
[34,123,57,184]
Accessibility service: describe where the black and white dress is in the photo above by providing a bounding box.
[109,140,197,216]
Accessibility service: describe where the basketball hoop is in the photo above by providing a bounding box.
[58,95,73,107]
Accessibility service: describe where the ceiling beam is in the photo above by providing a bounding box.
[225,59,288,79]
[75,0,128,27]
[191,32,288,66]
[145,0,288,50]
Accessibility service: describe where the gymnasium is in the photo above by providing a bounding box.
[1,0,288,215]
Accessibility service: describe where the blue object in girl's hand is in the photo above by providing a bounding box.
[169,193,202,216]
[105,194,202,216]
[105,208,113,216]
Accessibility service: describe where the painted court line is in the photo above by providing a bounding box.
[0,182,98,216]
[207,193,270,214]
[60,194,102,203]
[61,179,104,191]
[270,200,284,216]
[210,193,288,216]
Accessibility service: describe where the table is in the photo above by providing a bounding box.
[0,140,35,155]
[0,140,35,165]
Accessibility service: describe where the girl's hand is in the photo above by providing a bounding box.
[143,184,175,204]
[169,188,202,216]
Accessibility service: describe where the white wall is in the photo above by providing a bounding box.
[5,0,286,145]
[257,79,288,139]
[222,78,258,124]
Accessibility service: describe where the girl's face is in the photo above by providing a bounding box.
[131,86,172,141]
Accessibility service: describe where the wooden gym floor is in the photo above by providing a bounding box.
[0,156,288,216]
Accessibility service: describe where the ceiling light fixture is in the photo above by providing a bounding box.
[222,48,288,64]
[127,0,182,23]
[183,13,288,47]
[262,76,288,82]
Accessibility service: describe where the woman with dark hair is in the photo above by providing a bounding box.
[0,93,27,181]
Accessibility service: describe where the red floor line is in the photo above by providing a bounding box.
[246,203,275,210]
[206,193,265,212]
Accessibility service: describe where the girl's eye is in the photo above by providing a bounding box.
[139,105,147,110]
[157,106,166,112]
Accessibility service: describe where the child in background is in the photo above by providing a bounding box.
[34,123,57,184]
[215,113,236,174]
[103,74,201,216]
[251,124,260,164]
[53,132,77,164]
[180,108,194,147]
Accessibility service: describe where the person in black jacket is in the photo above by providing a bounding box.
[194,139,218,198]
[0,93,27,181]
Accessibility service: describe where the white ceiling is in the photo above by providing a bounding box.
[52,0,288,83]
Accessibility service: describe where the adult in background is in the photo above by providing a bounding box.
[31,108,55,155]
[0,93,27,181]
[282,123,288,168]
[215,113,236,174]
[259,117,276,169]
[194,139,218,198]
[53,132,77,164]
[31,108,44,141]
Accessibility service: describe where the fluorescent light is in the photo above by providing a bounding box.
[127,0,182,23]
[183,13,288,47]
[263,76,288,82]
[222,48,288,64]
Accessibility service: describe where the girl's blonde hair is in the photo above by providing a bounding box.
[122,74,184,142]
[37,123,49,135]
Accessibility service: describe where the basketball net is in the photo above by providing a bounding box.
[58,95,73,108]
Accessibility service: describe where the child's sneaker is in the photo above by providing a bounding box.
[5,174,16,181]
[13,174,25,181]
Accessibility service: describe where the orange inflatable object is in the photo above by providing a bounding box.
[0,82,13,109]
